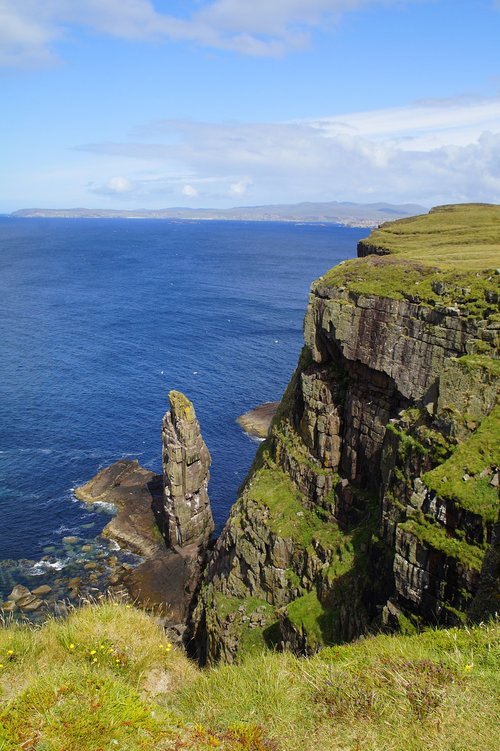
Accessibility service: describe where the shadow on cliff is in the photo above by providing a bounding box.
[316,512,395,645]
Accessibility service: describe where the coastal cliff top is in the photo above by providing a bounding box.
[319,204,500,316]
[359,203,500,270]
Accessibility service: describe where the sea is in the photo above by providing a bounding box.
[0,217,369,604]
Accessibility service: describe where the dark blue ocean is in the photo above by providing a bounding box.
[0,218,368,600]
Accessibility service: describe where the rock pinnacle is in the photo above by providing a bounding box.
[161,390,214,549]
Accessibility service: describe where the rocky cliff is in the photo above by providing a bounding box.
[160,390,214,550]
[193,204,500,663]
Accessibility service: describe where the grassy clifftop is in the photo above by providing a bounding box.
[321,204,500,319]
[360,203,500,269]
[0,601,499,751]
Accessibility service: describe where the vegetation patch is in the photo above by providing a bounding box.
[452,355,500,377]
[286,590,336,648]
[320,204,500,321]
[245,458,345,550]
[386,423,429,461]
[1,602,498,751]
[400,517,485,571]
[423,405,500,523]
[212,593,280,654]
[359,204,500,269]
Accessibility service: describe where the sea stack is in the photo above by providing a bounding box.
[161,390,214,549]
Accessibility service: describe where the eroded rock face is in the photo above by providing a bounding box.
[161,391,214,550]
[193,218,499,664]
[75,459,164,558]
[73,396,215,629]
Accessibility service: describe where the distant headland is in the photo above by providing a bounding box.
[10,200,426,228]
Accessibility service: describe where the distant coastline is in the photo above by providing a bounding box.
[10,200,426,228]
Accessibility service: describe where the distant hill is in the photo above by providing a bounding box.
[11,200,426,227]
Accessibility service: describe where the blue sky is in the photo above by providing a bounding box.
[1,0,500,211]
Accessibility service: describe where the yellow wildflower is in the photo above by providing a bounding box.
[6,649,14,656]
[464,663,474,672]
[69,644,75,650]
[90,649,97,655]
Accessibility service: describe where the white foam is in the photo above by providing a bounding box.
[92,501,116,515]
[27,559,66,575]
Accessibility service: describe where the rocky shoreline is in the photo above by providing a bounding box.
[1,392,214,639]
[237,401,279,439]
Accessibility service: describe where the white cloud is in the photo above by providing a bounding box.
[0,1,60,67]
[106,175,136,193]
[77,96,500,206]
[0,1,421,66]
[229,178,251,195]
[88,175,137,195]
[182,184,199,197]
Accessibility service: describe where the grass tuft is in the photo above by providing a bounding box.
[1,597,499,750]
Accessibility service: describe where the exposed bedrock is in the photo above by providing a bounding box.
[161,390,214,550]
[75,391,214,631]
[193,206,499,664]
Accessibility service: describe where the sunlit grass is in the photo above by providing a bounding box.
[0,600,498,750]
[362,203,500,270]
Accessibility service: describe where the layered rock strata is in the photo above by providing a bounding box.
[193,204,499,664]
[75,392,214,629]
[161,390,214,549]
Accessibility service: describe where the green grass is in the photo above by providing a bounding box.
[212,593,279,655]
[1,601,498,750]
[174,618,500,751]
[451,355,500,377]
[360,204,500,269]
[423,405,500,523]
[245,460,344,549]
[286,590,336,648]
[399,517,485,572]
[320,204,500,319]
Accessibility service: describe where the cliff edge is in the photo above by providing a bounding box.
[193,203,499,663]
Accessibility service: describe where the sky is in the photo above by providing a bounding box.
[1,0,500,212]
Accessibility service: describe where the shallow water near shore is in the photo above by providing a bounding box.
[0,217,368,601]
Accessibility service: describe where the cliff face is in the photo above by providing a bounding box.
[193,204,499,664]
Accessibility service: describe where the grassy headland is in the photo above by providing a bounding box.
[321,204,500,320]
[359,203,500,269]
[0,601,498,751]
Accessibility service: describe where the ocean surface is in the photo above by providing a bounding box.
[0,217,369,600]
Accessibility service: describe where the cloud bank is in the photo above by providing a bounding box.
[76,97,500,206]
